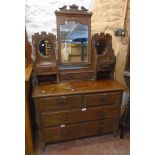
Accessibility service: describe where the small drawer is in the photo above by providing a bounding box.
[60,72,94,82]
[40,95,82,112]
[85,92,122,107]
[42,119,116,143]
[41,105,119,127]
[36,67,56,74]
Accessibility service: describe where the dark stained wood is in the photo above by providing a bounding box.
[85,92,122,106]
[32,5,126,150]
[59,71,94,82]
[32,32,57,62]
[32,32,59,84]
[40,95,82,112]
[32,32,58,82]
[57,4,91,14]
[92,33,115,80]
[33,79,125,98]
[42,119,116,143]
[55,5,93,82]
[41,105,120,127]
[39,91,121,112]
[33,79,124,149]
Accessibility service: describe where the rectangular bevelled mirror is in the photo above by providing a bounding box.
[55,4,92,67]
[60,21,88,63]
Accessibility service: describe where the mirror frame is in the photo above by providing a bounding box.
[32,32,57,62]
[55,4,92,68]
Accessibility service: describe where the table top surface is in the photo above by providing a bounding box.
[33,79,125,98]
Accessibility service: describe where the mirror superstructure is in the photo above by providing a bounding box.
[55,4,92,67]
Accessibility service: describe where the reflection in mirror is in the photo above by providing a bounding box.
[95,38,107,55]
[39,40,52,57]
[60,21,88,63]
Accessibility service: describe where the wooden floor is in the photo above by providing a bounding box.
[35,132,130,155]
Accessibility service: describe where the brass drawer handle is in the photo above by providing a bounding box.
[80,103,85,108]
[61,96,66,100]
[99,95,108,102]
[58,115,68,122]
[57,96,66,106]
[96,111,105,119]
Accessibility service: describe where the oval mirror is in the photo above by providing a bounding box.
[39,39,52,57]
[95,38,107,55]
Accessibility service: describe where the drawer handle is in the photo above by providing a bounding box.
[80,103,86,108]
[58,96,66,105]
[58,100,65,105]
[58,115,68,122]
[96,112,105,119]
[99,96,108,102]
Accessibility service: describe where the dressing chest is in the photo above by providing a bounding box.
[32,4,125,150]
[33,80,124,149]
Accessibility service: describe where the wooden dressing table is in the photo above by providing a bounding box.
[33,80,124,150]
[32,5,125,150]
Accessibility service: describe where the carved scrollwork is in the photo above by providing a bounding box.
[57,4,90,14]
[69,4,78,11]
[59,5,67,11]
[81,6,88,12]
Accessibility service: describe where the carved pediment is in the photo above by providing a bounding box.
[56,4,92,15]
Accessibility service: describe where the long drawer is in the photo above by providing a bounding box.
[40,95,82,112]
[42,119,116,143]
[85,92,121,106]
[41,105,119,127]
[39,92,121,112]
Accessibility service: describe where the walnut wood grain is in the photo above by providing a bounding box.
[85,92,121,107]
[42,119,115,143]
[92,33,115,80]
[33,79,124,149]
[33,79,125,98]
[40,95,82,112]
[41,105,120,127]
[32,32,58,80]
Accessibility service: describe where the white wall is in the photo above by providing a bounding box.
[25,0,94,42]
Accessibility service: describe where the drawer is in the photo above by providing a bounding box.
[85,92,122,107]
[40,95,82,112]
[42,119,116,143]
[36,67,56,74]
[60,72,94,82]
[41,105,119,127]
